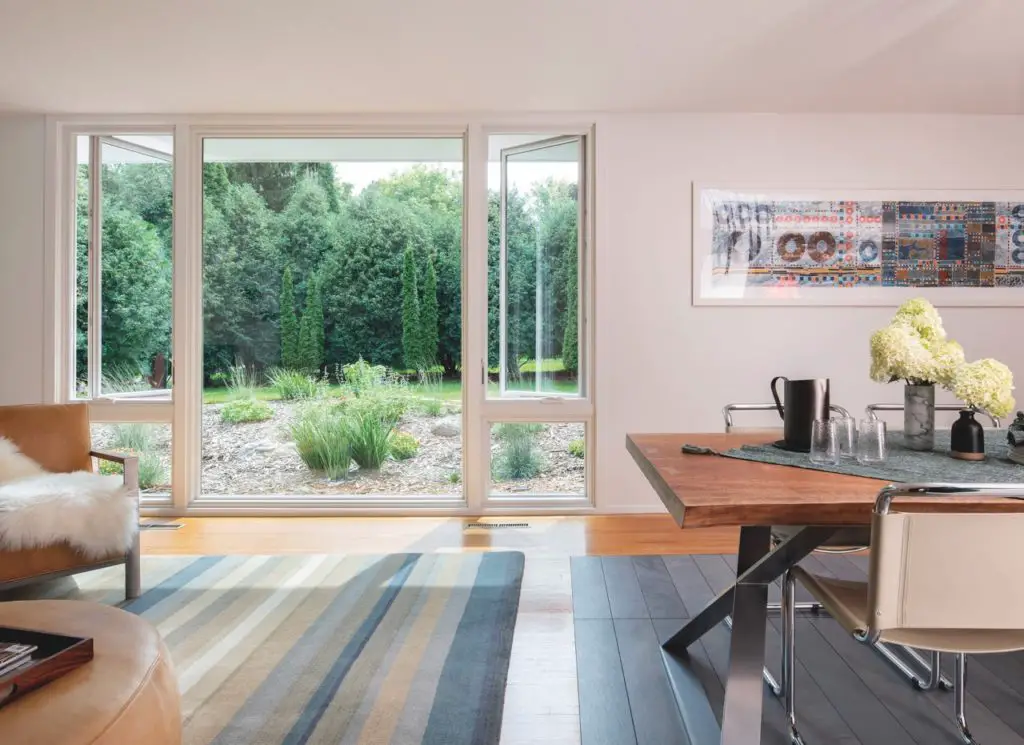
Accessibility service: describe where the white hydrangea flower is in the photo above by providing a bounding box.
[928,339,966,388]
[869,322,936,384]
[952,358,1016,418]
[893,298,946,344]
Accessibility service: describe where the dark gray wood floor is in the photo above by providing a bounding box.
[571,554,1024,745]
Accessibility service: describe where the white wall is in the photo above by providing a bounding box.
[0,115,47,405]
[596,114,1024,512]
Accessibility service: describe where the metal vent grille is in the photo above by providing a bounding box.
[463,521,530,530]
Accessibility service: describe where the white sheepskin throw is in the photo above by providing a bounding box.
[0,438,137,558]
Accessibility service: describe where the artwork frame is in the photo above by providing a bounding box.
[692,184,1024,306]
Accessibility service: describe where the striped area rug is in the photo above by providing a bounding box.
[57,552,525,745]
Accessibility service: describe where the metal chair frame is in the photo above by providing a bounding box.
[866,403,1000,428]
[783,483,1024,744]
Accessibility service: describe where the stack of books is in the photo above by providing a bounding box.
[0,642,36,678]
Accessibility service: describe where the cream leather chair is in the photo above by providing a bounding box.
[861,405,1001,692]
[782,483,1024,745]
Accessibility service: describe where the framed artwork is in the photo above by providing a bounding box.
[692,186,1024,306]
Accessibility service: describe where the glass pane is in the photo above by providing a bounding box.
[200,138,463,498]
[90,422,172,502]
[489,422,585,497]
[488,135,581,398]
[75,135,90,398]
[97,136,173,396]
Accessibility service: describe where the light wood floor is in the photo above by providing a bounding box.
[140,515,738,745]
[141,515,740,556]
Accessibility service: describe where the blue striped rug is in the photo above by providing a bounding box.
[60,552,525,745]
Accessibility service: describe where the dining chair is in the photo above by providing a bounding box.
[862,403,1000,692]
[782,483,1024,745]
[722,402,868,696]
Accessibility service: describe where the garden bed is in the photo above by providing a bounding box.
[200,400,584,497]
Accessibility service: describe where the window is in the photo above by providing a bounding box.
[488,135,584,398]
[74,135,173,400]
[56,121,593,512]
[199,138,465,500]
[489,421,585,498]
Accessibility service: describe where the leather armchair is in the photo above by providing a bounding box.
[0,403,141,599]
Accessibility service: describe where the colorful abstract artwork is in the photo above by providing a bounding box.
[694,188,1024,305]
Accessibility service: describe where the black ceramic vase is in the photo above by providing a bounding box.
[950,410,985,461]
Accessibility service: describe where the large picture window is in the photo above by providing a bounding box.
[199,138,465,500]
[56,122,592,512]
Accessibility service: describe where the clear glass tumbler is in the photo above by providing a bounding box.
[809,418,840,465]
[835,416,856,459]
[856,419,888,464]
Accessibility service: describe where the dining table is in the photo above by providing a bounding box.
[626,431,1024,745]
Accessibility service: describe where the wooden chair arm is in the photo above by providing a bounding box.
[90,449,127,464]
[90,450,140,493]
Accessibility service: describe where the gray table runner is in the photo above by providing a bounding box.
[724,430,1024,483]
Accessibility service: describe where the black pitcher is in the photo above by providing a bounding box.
[770,377,830,452]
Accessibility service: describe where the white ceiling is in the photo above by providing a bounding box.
[1,0,1021,114]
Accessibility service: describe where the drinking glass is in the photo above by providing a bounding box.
[857,419,888,464]
[835,416,856,459]
[809,418,840,465]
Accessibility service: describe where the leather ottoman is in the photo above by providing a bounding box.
[0,600,180,745]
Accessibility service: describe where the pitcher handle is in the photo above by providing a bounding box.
[770,376,787,419]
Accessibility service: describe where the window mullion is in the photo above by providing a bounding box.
[87,135,102,399]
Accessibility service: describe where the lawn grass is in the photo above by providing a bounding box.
[203,380,465,405]
[202,361,575,404]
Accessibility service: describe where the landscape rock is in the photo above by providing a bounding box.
[430,419,461,438]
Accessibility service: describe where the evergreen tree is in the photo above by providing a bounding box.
[280,266,300,369]
[401,246,422,370]
[297,275,324,373]
[420,254,439,368]
[278,175,336,304]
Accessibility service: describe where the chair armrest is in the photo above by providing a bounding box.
[90,449,128,464]
[90,450,140,493]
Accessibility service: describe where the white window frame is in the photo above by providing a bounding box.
[47,115,597,516]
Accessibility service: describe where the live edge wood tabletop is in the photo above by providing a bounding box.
[626,432,1024,529]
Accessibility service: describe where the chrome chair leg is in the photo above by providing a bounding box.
[905,648,954,691]
[954,654,977,744]
[724,614,782,695]
[782,570,805,745]
[873,642,953,691]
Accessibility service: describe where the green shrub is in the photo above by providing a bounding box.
[341,358,387,395]
[268,367,323,400]
[109,423,155,452]
[98,451,166,490]
[346,411,395,470]
[221,397,273,423]
[417,397,443,417]
[290,406,351,480]
[493,424,544,480]
[448,471,461,484]
[389,432,419,460]
[568,438,585,459]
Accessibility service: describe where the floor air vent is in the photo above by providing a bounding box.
[464,521,530,530]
